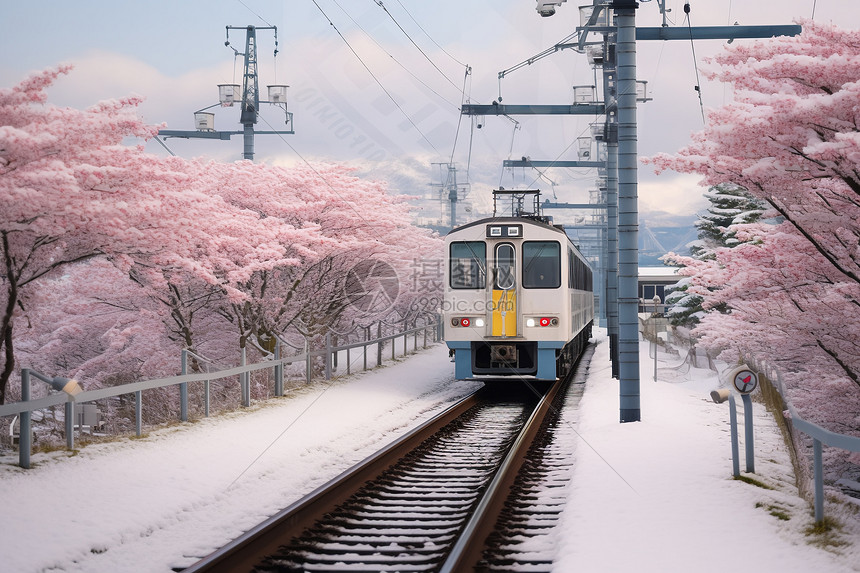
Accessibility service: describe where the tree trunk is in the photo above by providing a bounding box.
[1,232,19,405]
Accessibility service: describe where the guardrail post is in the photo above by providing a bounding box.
[19,370,31,469]
[377,322,383,367]
[741,393,755,473]
[65,401,74,451]
[332,334,338,372]
[241,347,250,407]
[180,349,189,422]
[813,438,824,522]
[728,393,740,478]
[135,390,143,436]
[325,332,332,380]
[204,379,210,417]
[305,338,312,384]
[274,340,284,397]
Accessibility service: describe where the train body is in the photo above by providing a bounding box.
[443,212,594,382]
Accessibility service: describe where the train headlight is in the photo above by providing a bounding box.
[452,317,484,328]
[527,316,559,327]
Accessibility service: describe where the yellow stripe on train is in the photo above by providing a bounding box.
[491,289,517,337]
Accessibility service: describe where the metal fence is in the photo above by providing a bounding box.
[1,319,442,469]
[741,352,860,524]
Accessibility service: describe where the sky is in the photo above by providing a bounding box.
[1,333,857,572]
[2,0,858,224]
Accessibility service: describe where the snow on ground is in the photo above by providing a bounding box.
[0,329,858,572]
[0,348,482,572]
[554,334,859,572]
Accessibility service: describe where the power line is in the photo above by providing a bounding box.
[310,0,441,155]
[327,0,460,110]
[235,0,276,27]
[390,0,469,69]
[372,0,465,93]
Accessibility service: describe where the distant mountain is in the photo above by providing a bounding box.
[639,212,698,266]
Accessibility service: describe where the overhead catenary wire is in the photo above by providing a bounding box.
[328,0,461,111]
[235,0,276,27]
[391,0,469,69]
[310,0,442,156]
[372,0,466,93]
[337,0,479,192]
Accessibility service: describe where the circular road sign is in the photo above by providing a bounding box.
[730,366,758,395]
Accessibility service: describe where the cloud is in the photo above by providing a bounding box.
[639,172,709,216]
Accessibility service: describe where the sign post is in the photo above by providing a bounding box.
[728,365,758,473]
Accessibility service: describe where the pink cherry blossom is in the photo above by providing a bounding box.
[647,21,860,457]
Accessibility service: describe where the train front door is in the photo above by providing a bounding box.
[491,243,517,338]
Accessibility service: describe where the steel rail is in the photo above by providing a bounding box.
[439,376,568,572]
[182,391,482,572]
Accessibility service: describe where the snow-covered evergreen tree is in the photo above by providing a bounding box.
[664,183,768,327]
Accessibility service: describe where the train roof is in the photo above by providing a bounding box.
[446,216,590,265]
[445,216,568,238]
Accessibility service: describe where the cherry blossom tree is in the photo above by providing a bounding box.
[16,259,172,388]
[2,65,442,415]
[205,160,441,356]
[0,66,173,404]
[0,67,306,401]
[647,21,860,435]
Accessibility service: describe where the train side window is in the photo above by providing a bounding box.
[523,241,561,288]
[568,248,575,288]
[494,243,516,290]
[450,241,486,289]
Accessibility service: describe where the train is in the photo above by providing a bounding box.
[442,190,594,382]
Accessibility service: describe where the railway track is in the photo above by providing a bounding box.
[182,345,593,573]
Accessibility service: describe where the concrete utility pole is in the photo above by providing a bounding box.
[158,25,294,161]
[614,0,640,422]
[463,0,801,423]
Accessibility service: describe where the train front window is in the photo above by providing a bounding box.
[494,243,515,290]
[523,241,561,288]
[450,241,486,289]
